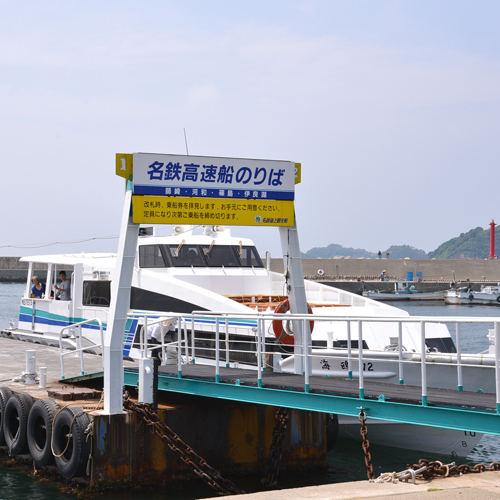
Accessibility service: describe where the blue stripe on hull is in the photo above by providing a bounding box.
[19,309,139,357]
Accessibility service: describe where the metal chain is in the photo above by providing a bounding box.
[359,408,375,480]
[356,408,500,484]
[407,459,500,479]
[262,407,289,487]
[123,397,244,496]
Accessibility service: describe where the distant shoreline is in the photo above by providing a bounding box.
[1,256,499,283]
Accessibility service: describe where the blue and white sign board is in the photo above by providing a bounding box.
[132,153,296,201]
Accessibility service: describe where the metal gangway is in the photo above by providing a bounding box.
[117,310,500,436]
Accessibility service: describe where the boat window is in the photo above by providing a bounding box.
[239,246,264,268]
[82,281,111,307]
[312,340,373,350]
[139,245,168,268]
[202,245,240,267]
[167,245,205,267]
[425,337,457,354]
[138,243,264,268]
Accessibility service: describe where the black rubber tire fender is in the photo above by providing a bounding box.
[27,399,60,466]
[4,393,34,455]
[53,406,90,479]
[0,387,13,446]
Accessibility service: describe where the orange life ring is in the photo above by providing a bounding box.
[272,299,314,345]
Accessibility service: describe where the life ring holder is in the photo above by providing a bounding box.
[272,299,314,345]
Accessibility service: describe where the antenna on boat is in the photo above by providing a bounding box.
[183,128,189,155]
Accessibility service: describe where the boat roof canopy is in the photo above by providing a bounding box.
[19,253,117,267]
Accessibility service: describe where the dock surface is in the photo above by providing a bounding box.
[0,336,135,400]
[229,473,500,499]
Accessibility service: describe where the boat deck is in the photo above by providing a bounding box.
[224,294,352,311]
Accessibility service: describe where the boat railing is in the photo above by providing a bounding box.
[59,319,104,380]
[127,310,500,414]
[137,315,178,361]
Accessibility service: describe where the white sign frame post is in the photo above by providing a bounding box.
[279,219,310,375]
[103,179,140,414]
[104,153,308,414]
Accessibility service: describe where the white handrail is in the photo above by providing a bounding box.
[59,318,103,380]
[124,309,500,413]
[357,320,364,399]
[420,321,427,406]
[495,322,500,414]
[398,321,404,384]
[456,323,463,390]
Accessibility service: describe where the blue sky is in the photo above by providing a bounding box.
[1,1,499,258]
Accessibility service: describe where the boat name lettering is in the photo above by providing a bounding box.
[320,359,331,370]
[21,299,33,307]
[340,360,374,372]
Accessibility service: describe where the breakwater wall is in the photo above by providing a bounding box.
[270,258,500,282]
[2,256,500,282]
[0,258,71,281]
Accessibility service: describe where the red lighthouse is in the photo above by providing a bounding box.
[490,219,497,259]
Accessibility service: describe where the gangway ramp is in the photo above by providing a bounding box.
[123,364,500,436]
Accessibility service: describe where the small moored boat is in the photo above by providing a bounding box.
[445,284,500,306]
[363,281,445,302]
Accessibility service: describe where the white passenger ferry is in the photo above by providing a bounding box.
[2,225,490,456]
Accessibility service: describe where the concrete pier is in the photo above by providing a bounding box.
[229,473,500,499]
[0,336,327,489]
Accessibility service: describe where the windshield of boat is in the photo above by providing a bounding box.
[139,244,264,268]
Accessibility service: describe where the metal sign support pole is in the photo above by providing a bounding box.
[279,218,310,375]
[103,179,139,414]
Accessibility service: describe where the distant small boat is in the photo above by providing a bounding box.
[363,281,445,302]
[445,284,500,305]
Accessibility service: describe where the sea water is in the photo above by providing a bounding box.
[0,283,499,497]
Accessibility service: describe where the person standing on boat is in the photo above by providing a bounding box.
[31,276,46,298]
[147,319,176,360]
[54,271,70,300]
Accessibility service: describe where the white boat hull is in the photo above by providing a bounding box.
[363,291,444,302]
[445,290,500,306]
[338,416,481,457]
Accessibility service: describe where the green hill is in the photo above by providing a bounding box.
[385,245,428,259]
[428,226,500,259]
[302,243,428,259]
[302,225,500,260]
[302,244,375,259]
